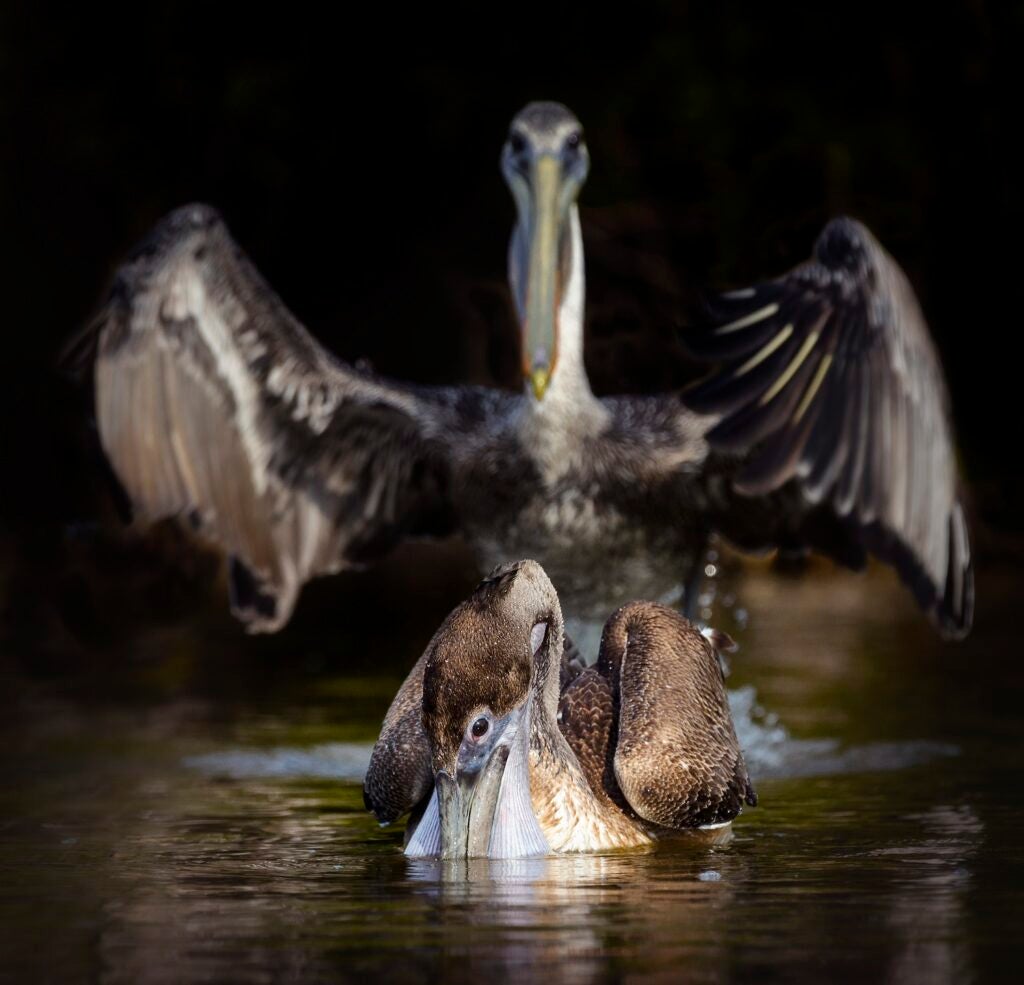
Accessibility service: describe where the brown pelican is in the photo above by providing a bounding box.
[77,101,973,637]
[364,559,756,857]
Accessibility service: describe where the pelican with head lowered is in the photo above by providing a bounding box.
[364,559,756,857]
[79,101,973,639]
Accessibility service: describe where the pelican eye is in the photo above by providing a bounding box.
[508,131,527,156]
[565,130,582,150]
[471,717,490,739]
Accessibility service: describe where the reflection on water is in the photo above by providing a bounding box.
[402,852,744,983]
[2,562,1022,982]
[882,805,980,985]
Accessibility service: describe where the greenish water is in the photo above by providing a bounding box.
[2,558,1022,983]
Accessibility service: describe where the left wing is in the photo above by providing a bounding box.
[684,217,973,638]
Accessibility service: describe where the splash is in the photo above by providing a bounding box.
[727,684,958,780]
[184,690,957,786]
[727,685,791,773]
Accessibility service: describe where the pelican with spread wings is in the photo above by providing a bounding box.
[79,101,973,638]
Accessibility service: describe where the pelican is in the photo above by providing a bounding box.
[364,559,756,857]
[77,101,973,637]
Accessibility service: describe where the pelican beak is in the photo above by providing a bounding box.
[435,745,509,860]
[434,706,549,859]
[522,155,567,402]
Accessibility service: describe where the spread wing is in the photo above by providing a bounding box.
[600,603,756,831]
[84,204,502,631]
[684,217,973,638]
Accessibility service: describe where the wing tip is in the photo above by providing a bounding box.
[934,500,974,640]
[59,309,106,381]
[935,556,975,641]
[859,506,975,641]
[228,556,294,634]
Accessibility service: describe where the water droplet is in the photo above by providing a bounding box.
[698,870,722,882]
[704,564,717,578]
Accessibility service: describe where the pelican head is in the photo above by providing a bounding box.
[502,103,590,401]
[412,560,558,859]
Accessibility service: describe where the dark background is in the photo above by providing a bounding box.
[1,1,1021,654]
[3,13,1023,980]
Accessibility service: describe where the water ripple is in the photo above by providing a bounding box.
[184,742,373,781]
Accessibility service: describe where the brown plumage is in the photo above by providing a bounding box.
[419,567,537,778]
[364,565,536,824]
[588,602,755,829]
[361,649,432,826]
[365,560,756,857]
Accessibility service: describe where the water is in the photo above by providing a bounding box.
[2,556,1022,983]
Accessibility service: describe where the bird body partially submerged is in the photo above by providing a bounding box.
[78,101,973,637]
[364,559,756,858]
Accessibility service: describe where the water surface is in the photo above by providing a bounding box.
[2,557,1021,983]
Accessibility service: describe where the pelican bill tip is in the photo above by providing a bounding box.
[529,368,551,401]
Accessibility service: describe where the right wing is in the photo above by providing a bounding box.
[82,204,499,631]
[684,217,973,638]
[601,603,756,830]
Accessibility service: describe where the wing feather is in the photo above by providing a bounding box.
[599,603,756,831]
[685,217,973,637]
[89,204,493,631]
